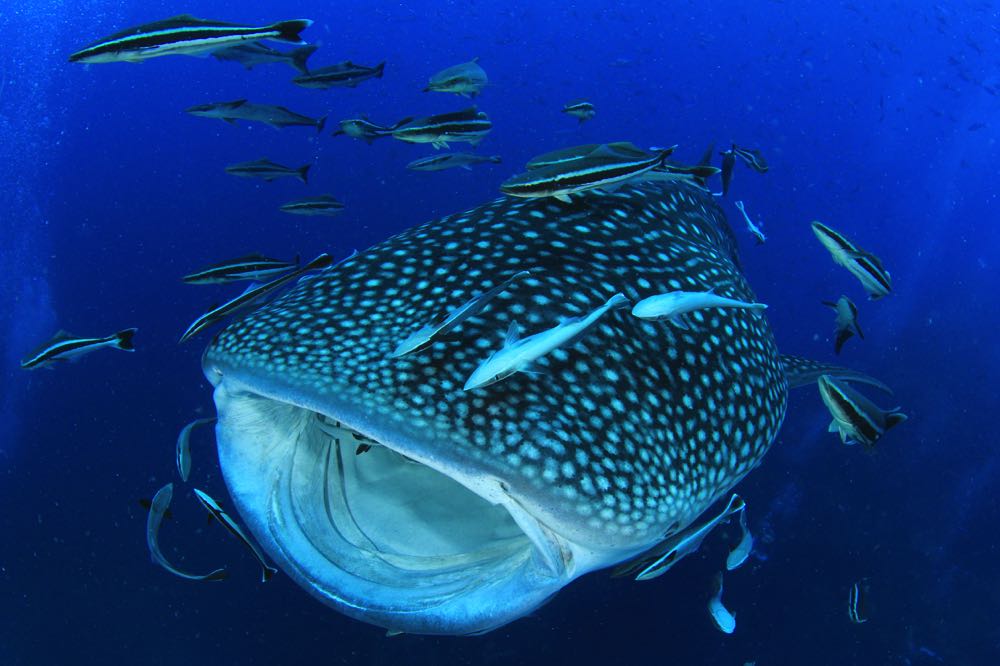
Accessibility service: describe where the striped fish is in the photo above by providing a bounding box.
[293,61,386,89]
[501,144,676,203]
[193,488,278,583]
[391,107,492,149]
[562,99,595,123]
[848,579,869,623]
[424,58,488,98]
[186,100,326,133]
[732,145,769,173]
[225,159,311,184]
[182,254,299,285]
[179,253,333,343]
[210,42,317,73]
[812,221,893,300]
[21,328,136,369]
[280,195,345,217]
[198,181,886,636]
[822,295,864,354]
[817,375,906,450]
[69,15,312,64]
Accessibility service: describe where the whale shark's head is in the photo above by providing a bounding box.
[202,181,787,635]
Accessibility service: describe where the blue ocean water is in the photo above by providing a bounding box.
[1,0,998,663]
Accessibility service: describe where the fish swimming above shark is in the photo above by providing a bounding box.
[186,100,326,133]
[823,295,864,354]
[224,158,311,183]
[812,221,893,300]
[292,61,386,89]
[197,179,889,636]
[818,374,906,450]
[562,99,596,123]
[69,15,312,64]
[390,107,492,149]
[424,58,488,97]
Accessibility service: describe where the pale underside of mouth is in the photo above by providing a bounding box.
[210,376,582,636]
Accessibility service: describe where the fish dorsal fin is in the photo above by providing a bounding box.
[230,99,247,107]
[504,321,520,346]
[52,329,77,341]
[885,412,908,429]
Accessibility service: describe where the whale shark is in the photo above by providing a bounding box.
[200,180,865,635]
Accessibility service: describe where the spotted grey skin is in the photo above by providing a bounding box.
[202,180,787,635]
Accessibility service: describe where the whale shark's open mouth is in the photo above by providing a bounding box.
[207,368,585,636]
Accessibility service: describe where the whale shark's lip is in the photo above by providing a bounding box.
[203,357,618,635]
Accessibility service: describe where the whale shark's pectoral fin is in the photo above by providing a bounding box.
[778,353,893,394]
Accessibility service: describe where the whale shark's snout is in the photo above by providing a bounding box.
[202,181,787,635]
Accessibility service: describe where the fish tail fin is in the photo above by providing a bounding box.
[298,164,311,184]
[834,329,853,355]
[375,61,386,78]
[316,116,327,135]
[262,566,278,582]
[290,44,318,74]
[854,321,865,340]
[332,129,345,137]
[656,145,679,166]
[885,411,907,430]
[821,300,838,309]
[269,19,313,45]
[778,353,893,394]
[607,293,630,310]
[114,328,138,351]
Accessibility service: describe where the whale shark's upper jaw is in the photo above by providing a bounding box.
[204,359,641,636]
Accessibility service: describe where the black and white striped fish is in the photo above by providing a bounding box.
[186,100,326,133]
[224,159,311,184]
[501,144,676,202]
[732,145,769,173]
[822,295,864,354]
[818,375,906,450]
[279,195,345,217]
[21,328,137,369]
[198,180,888,636]
[293,61,385,89]
[391,107,492,149]
[848,579,869,623]
[179,253,333,343]
[183,254,299,285]
[424,58,488,98]
[562,99,595,123]
[812,221,893,300]
[193,488,277,583]
[69,15,312,64]
[406,152,502,172]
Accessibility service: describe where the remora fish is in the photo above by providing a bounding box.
[179,253,333,343]
[812,221,892,300]
[726,509,753,570]
[720,147,736,196]
[817,375,906,450]
[332,117,399,143]
[69,15,312,64]
[562,99,596,123]
[176,417,216,482]
[708,572,736,634]
[406,152,502,172]
[199,180,870,636]
[424,58,489,98]
[631,289,767,328]
[183,254,299,285]
[391,271,531,358]
[280,195,345,217]
[293,61,386,89]
[193,488,278,582]
[463,292,630,390]
[224,159,311,183]
[391,107,492,149]
[210,43,317,73]
[614,494,746,580]
[501,144,676,203]
[823,295,864,354]
[146,483,227,582]
[848,579,869,623]
[186,100,326,133]
[732,145,769,173]
[734,200,766,244]
[21,328,137,369]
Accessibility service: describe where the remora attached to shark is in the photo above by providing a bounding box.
[200,180,853,636]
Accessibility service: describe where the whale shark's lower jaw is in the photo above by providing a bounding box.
[206,364,630,636]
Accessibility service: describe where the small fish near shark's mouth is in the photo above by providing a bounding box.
[205,364,596,636]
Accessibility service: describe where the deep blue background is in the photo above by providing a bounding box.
[1,1,998,664]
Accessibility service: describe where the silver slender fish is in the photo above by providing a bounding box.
[734,200,766,244]
[176,417,216,482]
[146,483,228,581]
[726,509,753,570]
[193,488,278,582]
[20,328,137,369]
[391,271,531,358]
[811,221,892,300]
[708,572,736,633]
